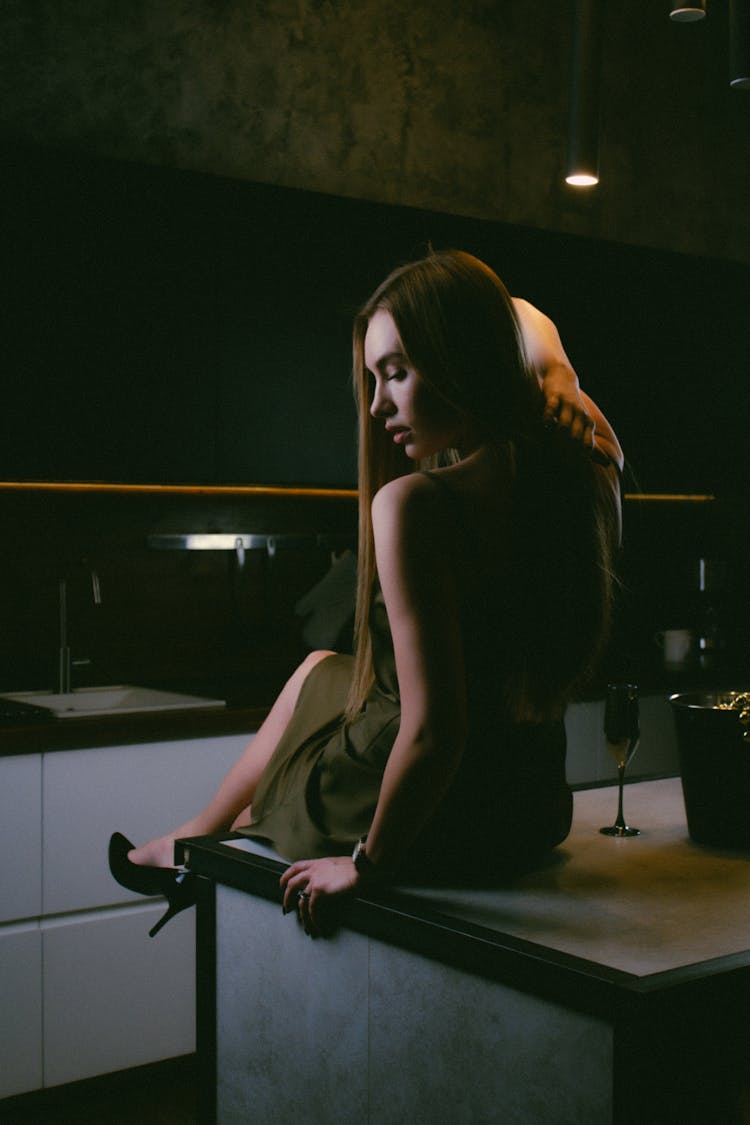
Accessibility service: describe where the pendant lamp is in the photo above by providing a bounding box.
[730,0,750,87]
[669,2,706,21]
[565,0,604,186]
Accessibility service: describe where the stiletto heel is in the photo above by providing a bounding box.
[108,832,197,936]
[148,884,193,937]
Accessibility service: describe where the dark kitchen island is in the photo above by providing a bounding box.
[182,777,750,1124]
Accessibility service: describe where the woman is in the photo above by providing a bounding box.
[110,249,622,936]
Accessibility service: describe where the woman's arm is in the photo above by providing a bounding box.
[280,474,468,927]
[579,390,624,473]
[512,298,585,429]
[363,474,468,868]
[512,297,623,472]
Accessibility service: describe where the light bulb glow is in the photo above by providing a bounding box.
[565,172,599,186]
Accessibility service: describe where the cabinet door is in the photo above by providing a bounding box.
[5,148,217,484]
[564,701,604,786]
[0,924,42,1098]
[42,903,194,1087]
[42,733,252,915]
[0,754,42,923]
[565,694,679,786]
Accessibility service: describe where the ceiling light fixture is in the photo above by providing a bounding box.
[669,0,750,88]
[669,2,706,22]
[565,0,604,187]
[730,0,750,87]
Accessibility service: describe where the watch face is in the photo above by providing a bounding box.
[352,838,368,870]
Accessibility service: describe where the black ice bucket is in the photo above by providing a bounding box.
[670,691,750,849]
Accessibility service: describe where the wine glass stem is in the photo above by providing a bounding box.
[615,763,627,829]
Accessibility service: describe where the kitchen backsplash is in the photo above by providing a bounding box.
[0,486,747,704]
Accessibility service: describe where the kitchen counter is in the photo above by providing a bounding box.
[0,697,267,755]
[185,776,750,1011]
[184,778,750,1124]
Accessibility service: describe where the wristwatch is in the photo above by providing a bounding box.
[352,835,376,876]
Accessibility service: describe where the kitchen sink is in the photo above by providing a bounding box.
[0,685,226,719]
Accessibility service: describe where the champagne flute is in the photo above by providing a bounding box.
[600,683,641,837]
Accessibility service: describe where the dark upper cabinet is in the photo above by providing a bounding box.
[4,145,750,496]
[6,152,217,483]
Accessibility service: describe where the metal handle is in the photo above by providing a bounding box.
[147,533,354,556]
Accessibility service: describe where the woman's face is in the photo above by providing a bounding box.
[364,308,468,460]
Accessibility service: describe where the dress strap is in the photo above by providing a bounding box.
[421,469,455,495]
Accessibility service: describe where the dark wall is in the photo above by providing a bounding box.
[5,146,750,497]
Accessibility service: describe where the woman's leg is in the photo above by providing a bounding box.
[127,650,335,868]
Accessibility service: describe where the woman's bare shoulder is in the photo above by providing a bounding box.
[373,457,511,562]
[371,473,445,537]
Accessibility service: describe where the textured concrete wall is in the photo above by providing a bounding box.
[2,1,749,262]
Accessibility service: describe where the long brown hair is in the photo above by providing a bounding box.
[346,249,618,723]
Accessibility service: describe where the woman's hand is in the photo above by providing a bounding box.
[280,856,360,936]
[541,363,595,447]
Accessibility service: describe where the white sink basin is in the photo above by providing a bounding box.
[0,685,226,719]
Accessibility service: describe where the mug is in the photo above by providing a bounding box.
[655,628,693,669]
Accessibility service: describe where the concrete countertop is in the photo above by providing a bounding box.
[398,777,750,981]
[182,777,750,1009]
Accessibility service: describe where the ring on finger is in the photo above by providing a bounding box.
[297,890,311,902]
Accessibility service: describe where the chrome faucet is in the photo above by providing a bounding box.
[57,567,102,694]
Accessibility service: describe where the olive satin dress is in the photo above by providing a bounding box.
[240,475,572,883]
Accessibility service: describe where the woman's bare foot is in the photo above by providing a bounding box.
[127,835,180,869]
[122,652,335,874]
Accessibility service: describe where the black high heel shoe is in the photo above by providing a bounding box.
[108,832,197,937]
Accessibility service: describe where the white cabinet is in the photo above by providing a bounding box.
[43,734,252,915]
[565,693,678,786]
[0,753,43,1098]
[42,905,195,1087]
[0,924,42,1099]
[0,730,254,1096]
[564,700,605,786]
[0,754,42,923]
